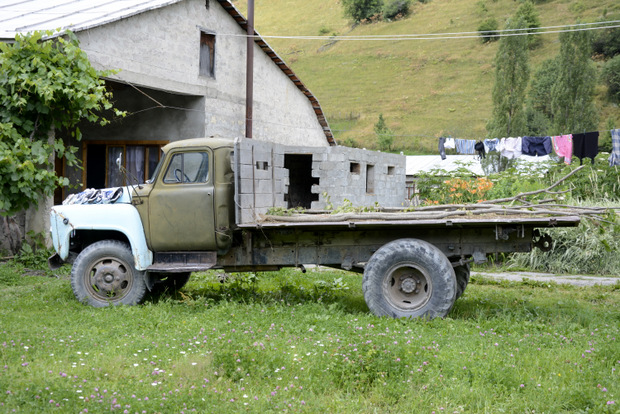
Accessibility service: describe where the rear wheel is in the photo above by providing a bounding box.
[454,264,470,300]
[71,240,147,307]
[363,239,456,319]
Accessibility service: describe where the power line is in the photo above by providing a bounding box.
[220,19,620,41]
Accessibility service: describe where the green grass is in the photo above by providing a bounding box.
[0,263,618,413]
[234,0,620,152]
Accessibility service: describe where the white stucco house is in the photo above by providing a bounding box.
[0,0,334,245]
[0,0,333,199]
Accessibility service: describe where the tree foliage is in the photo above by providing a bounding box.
[374,113,394,151]
[477,18,499,44]
[591,14,620,59]
[550,28,598,134]
[602,55,620,104]
[514,0,542,49]
[383,0,412,20]
[0,30,119,216]
[487,17,530,138]
[341,0,383,23]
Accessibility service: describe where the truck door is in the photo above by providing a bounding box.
[148,149,216,251]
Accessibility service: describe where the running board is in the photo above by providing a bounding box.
[147,251,216,272]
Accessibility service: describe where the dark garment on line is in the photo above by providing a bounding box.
[573,132,599,165]
[475,141,485,159]
[439,137,446,160]
[521,136,552,156]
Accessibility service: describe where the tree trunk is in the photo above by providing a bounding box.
[24,126,55,248]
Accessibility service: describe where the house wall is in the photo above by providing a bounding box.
[76,0,328,147]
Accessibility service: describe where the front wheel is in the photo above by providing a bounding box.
[71,240,147,307]
[362,239,456,319]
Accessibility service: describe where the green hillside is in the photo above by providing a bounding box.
[234,0,620,153]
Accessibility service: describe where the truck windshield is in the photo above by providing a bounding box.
[146,150,165,184]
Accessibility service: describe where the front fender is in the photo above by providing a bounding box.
[50,204,153,270]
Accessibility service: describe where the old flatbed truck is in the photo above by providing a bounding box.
[48,137,580,319]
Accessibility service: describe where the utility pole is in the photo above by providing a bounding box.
[245,0,254,139]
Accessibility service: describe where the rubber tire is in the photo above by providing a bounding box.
[147,272,191,294]
[362,238,456,319]
[71,240,147,307]
[454,264,470,300]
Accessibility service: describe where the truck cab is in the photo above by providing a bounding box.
[49,138,235,307]
[131,137,235,255]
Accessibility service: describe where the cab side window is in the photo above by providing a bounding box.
[163,152,209,184]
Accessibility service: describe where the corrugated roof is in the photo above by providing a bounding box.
[0,0,335,145]
[0,0,184,39]
[406,155,485,176]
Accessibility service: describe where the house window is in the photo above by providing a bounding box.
[199,31,215,77]
[84,141,167,189]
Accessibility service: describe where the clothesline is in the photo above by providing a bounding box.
[438,129,620,167]
[434,129,618,141]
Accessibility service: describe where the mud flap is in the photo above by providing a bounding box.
[48,253,64,270]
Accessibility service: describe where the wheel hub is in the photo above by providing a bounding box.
[89,260,130,299]
[399,275,419,294]
[383,264,432,311]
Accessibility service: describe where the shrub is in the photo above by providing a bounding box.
[374,113,393,151]
[383,0,412,20]
[602,55,620,103]
[515,0,542,49]
[440,177,494,204]
[478,18,499,43]
[591,15,620,58]
[342,0,383,23]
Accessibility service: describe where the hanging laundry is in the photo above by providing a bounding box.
[573,132,599,165]
[475,141,486,159]
[484,138,499,153]
[610,129,620,167]
[522,136,552,156]
[553,134,573,165]
[498,137,522,159]
[438,137,446,160]
[444,138,455,149]
[455,139,476,155]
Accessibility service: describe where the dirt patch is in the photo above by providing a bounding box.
[472,271,619,287]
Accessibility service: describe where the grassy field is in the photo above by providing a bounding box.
[234,0,620,152]
[0,263,618,413]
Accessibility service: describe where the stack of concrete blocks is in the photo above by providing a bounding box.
[234,138,289,225]
[234,138,406,225]
[306,146,406,210]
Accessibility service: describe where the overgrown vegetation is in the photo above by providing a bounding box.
[341,0,415,23]
[0,262,618,412]
[374,113,394,151]
[416,153,620,275]
[0,30,121,215]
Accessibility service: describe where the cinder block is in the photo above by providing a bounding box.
[239,178,255,194]
[238,193,255,209]
[254,179,274,194]
[253,168,272,180]
[253,193,275,208]
[239,164,255,179]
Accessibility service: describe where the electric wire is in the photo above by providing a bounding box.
[220,19,620,41]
